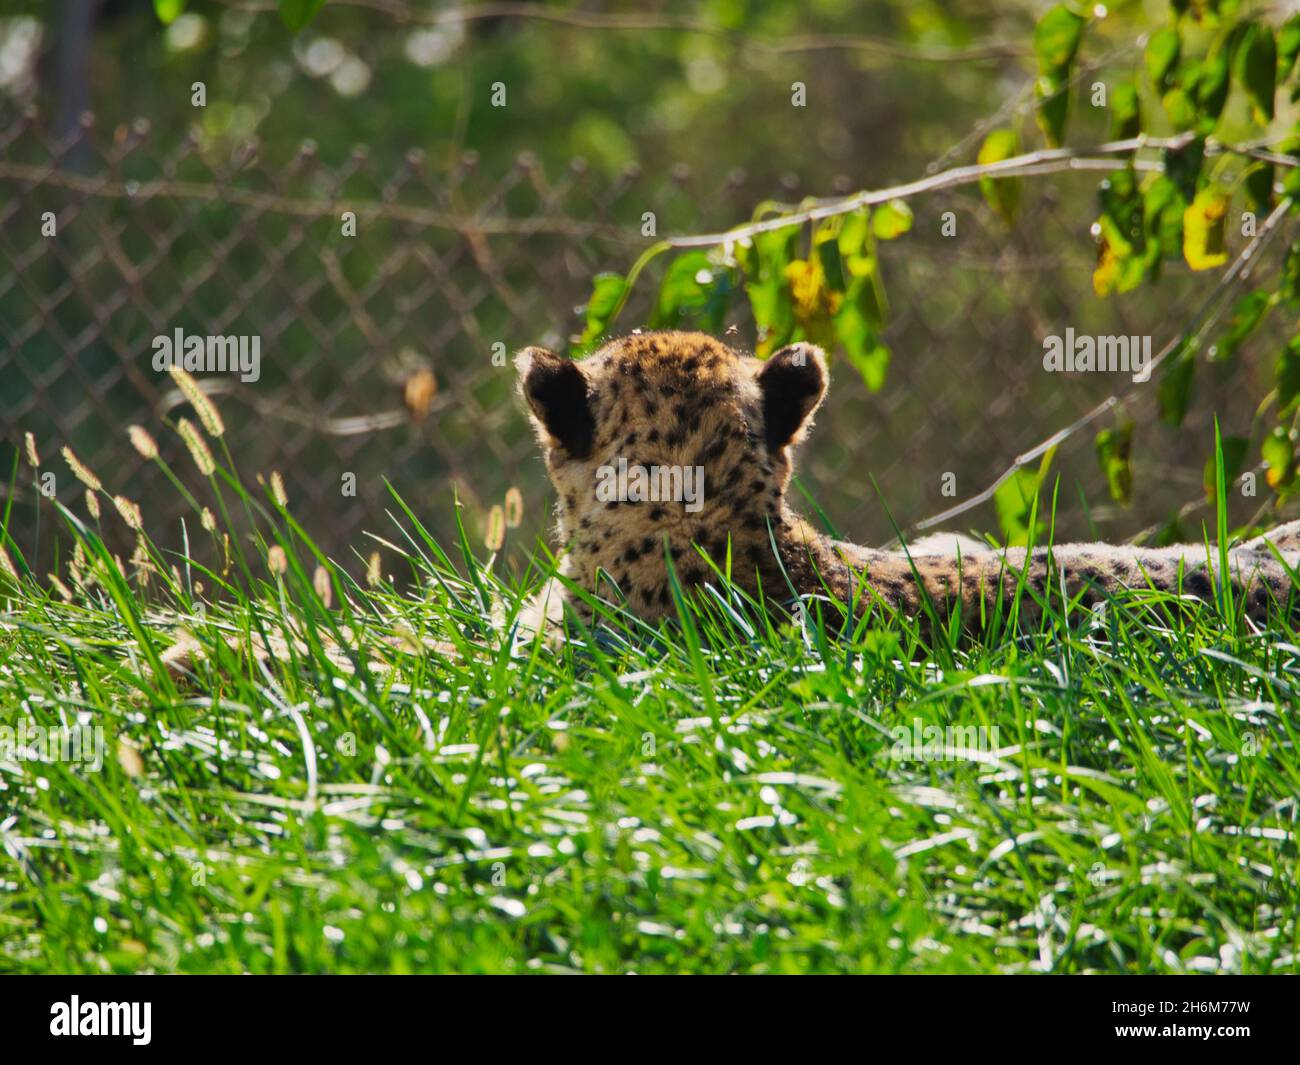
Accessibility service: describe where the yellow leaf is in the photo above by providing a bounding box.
[783,259,841,327]
[977,129,1021,227]
[1093,226,1123,296]
[1182,187,1230,271]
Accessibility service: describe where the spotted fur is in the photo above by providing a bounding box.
[518,331,1300,631]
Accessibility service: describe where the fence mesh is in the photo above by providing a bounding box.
[0,104,1287,582]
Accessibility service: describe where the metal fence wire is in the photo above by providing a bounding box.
[0,107,1287,581]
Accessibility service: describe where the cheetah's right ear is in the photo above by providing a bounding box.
[757,342,827,452]
[516,346,595,460]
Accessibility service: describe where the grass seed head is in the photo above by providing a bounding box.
[117,740,144,779]
[61,446,102,492]
[128,425,160,460]
[313,565,333,608]
[113,495,144,531]
[169,367,225,437]
[176,418,216,476]
[485,504,506,551]
[504,486,523,528]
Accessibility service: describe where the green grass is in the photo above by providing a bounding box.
[2,427,1299,974]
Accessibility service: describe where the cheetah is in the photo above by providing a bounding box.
[517,330,1300,635]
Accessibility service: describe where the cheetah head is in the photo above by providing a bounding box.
[517,330,828,616]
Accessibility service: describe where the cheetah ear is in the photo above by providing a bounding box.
[516,346,595,459]
[757,342,827,451]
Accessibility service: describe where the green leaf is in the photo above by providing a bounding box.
[1036,73,1072,147]
[1244,162,1273,213]
[1195,44,1231,128]
[1235,21,1277,124]
[1158,348,1196,426]
[871,199,913,240]
[977,129,1021,227]
[815,227,847,293]
[1145,26,1181,92]
[742,228,798,356]
[1279,14,1300,82]
[577,273,627,350]
[153,0,187,23]
[1094,168,1149,295]
[1276,335,1300,414]
[1143,174,1187,268]
[1163,135,1204,201]
[1262,426,1296,490]
[837,210,876,277]
[994,467,1048,547]
[835,284,891,391]
[1285,161,1300,205]
[279,0,328,32]
[1033,5,1087,72]
[1031,5,1085,145]
[1182,185,1230,271]
[1282,241,1300,303]
[650,251,731,333]
[833,210,890,346]
[1095,421,1134,505]
[1211,290,1272,362]
[1093,212,1145,296]
[1203,435,1248,501]
[1160,86,1197,131]
[1111,81,1141,139]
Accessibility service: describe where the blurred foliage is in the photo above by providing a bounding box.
[10,0,1300,550]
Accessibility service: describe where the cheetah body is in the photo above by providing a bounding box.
[517,331,1300,631]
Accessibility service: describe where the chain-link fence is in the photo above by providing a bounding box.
[1,104,1287,582]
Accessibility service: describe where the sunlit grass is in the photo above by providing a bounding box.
[1,406,1298,973]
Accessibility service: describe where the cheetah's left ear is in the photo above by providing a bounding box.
[757,342,827,451]
[516,346,596,460]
